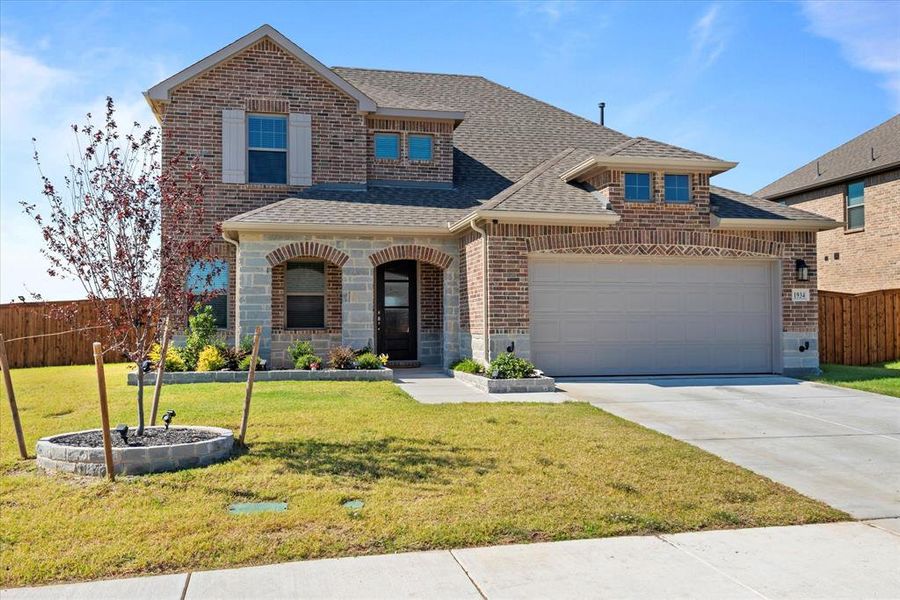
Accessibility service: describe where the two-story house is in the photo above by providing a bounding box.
[756,115,899,294]
[145,25,838,376]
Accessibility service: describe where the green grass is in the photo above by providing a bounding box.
[804,361,900,398]
[1,363,845,587]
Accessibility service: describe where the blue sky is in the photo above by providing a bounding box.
[2,0,898,300]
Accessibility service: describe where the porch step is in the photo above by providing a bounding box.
[387,360,421,369]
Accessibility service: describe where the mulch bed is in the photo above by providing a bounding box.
[53,427,220,448]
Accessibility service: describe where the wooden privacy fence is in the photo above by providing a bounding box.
[0,299,152,368]
[819,289,900,366]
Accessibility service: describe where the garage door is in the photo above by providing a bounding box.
[529,256,776,376]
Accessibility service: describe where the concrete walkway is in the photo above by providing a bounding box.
[394,367,570,404]
[6,521,898,599]
[557,376,900,520]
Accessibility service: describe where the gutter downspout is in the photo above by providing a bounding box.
[469,221,490,365]
[222,230,240,347]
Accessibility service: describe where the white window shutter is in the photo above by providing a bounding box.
[289,113,312,186]
[221,109,246,183]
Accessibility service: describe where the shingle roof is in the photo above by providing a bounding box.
[603,137,720,161]
[479,148,614,215]
[710,186,835,222]
[756,114,900,199]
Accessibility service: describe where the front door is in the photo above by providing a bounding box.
[376,260,417,361]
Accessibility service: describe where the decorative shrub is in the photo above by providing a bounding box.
[196,345,226,372]
[452,358,484,375]
[489,353,535,379]
[328,345,356,370]
[354,344,374,356]
[149,343,186,372]
[294,354,323,370]
[220,346,246,371]
[237,355,262,371]
[287,340,315,363]
[239,334,255,355]
[181,305,219,370]
[355,352,383,370]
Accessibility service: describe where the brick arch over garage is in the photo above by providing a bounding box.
[526,230,784,258]
[369,245,454,270]
[266,242,350,267]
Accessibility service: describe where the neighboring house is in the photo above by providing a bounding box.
[145,25,838,376]
[756,115,899,294]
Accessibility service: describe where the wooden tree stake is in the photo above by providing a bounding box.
[238,326,262,446]
[149,316,171,426]
[0,334,28,459]
[92,342,115,481]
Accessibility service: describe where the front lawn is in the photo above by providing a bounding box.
[1,363,844,587]
[805,361,900,398]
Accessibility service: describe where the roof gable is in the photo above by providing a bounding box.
[145,25,377,114]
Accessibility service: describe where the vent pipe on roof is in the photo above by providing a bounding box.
[598,102,606,126]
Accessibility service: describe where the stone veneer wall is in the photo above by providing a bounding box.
[781,167,899,294]
[236,234,459,368]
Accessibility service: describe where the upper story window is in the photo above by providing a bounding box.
[285,261,325,329]
[846,180,864,231]
[664,174,691,203]
[374,133,400,160]
[187,259,229,328]
[624,172,651,202]
[408,134,433,161]
[248,115,287,184]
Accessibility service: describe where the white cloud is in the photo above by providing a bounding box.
[690,3,729,69]
[517,0,579,24]
[0,38,72,138]
[802,0,900,109]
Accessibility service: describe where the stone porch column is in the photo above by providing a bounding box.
[236,240,273,362]
[341,252,375,350]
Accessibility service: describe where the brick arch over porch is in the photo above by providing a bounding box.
[368,245,454,270]
[526,230,785,258]
[265,242,350,267]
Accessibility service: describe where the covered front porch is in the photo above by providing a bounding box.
[225,232,460,369]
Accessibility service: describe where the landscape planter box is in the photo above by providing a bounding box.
[449,369,556,393]
[36,426,234,477]
[127,368,393,386]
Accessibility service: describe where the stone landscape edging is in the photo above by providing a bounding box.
[127,368,394,385]
[449,369,556,393]
[36,426,234,476]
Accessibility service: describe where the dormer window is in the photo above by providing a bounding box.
[664,174,691,203]
[248,115,287,184]
[624,172,651,202]
[374,133,400,160]
[409,134,433,161]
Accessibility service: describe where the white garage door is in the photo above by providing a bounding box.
[529,256,776,376]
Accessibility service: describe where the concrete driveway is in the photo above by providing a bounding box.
[557,376,900,520]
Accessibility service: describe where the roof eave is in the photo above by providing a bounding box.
[561,156,739,182]
[374,107,466,125]
[222,220,453,236]
[448,209,620,232]
[710,215,841,232]
[144,24,377,112]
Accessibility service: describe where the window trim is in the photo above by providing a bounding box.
[408,133,434,162]
[284,259,327,330]
[844,179,865,233]
[663,173,692,203]
[374,132,401,161]
[623,172,653,202]
[247,113,288,185]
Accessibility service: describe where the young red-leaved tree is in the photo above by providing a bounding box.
[22,97,221,435]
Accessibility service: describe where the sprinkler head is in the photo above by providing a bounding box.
[162,409,176,430]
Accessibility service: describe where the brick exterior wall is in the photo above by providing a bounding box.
[419,263,443,334]
[780,167,899,293]
[587,169,711,229]
[366,117,454,183]
[458,231,484,335]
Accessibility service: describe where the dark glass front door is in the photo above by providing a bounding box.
[376,260,417,361]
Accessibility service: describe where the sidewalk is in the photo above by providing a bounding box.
[394,366,570,404]
[6,520,899,599]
